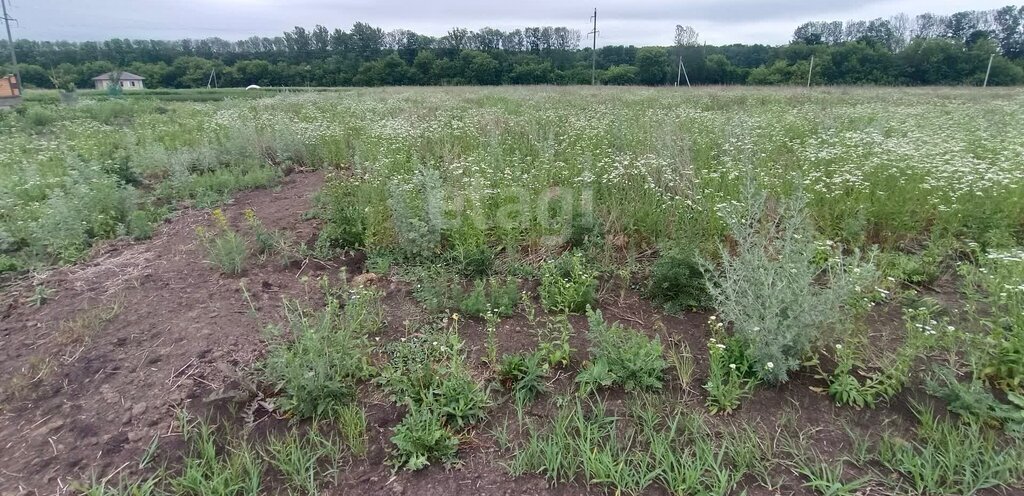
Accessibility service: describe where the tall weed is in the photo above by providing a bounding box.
[706,182,860,384]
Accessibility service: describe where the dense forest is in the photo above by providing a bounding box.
[4,6,1024,88]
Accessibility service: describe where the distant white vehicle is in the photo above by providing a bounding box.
[245,85,262,90]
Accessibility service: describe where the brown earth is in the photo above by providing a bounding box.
[0,171,1010,496]
[0,173,332,494]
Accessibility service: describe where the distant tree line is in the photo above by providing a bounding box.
[3,6,1024,89]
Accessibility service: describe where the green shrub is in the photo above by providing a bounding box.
[28,160,137,263]
[984,325,1024,393]
[313,180,374,256]
[244,209,299,266]
[126,210,155,240]
[260,292,379,419]
[446,216,495,277]
[105,82,124,98]
[24,107,58,128]
[648,242,710,312]
[376,324,488,429]
[263,427,341,495]
[407,267,458,314]
[823,342,872,409]
[497,351,549,404]
[879,250,942,285]
[388,169,444,260]
[703,319,757,414]
[567,209,604,249]
[537,315,573,368]
[457,277,519,317]
[878,405,1024,495]
[0,254,20,274]
[575,359,618,395]
[406,268,518,318]
[581,307,666,392]
[706,184,859,384]
[390,406,460,471]
[85,99,134,124]
[821,314,924,410]
[457,280,490,317]
[960,248,1024,393]
[101,153,141,187]
[433,361,489,430]
[539,251,598,313]
[158,162,280,208]
[925,366,1024,435]
[196,209,247,275]
[169,413,263,496]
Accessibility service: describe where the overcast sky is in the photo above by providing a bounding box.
[5,0,1015,46]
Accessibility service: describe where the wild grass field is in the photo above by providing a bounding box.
[2,86,1024,495]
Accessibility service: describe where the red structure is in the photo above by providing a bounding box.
[0,73,19,100]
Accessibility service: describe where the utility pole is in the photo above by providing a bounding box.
[806,55,814,88]
[677,56,690,87]
[589,8,598,85]
[983,53,995,87]
[1,0,19,88]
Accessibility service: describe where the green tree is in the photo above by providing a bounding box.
[508,56,555,84]
[898,38,969,84]
[966,38,1024,85]
[353,54,411,86]
[821,42,896,84]
[412,51,438,84]
[350,22,385,61]
[993,6,1024,59]
[17,64,50,88]
[231,59,274,86]
[747,59,820,85]
[704,54,745,84]
[167,56,219,87]
[77,60,115,88]
[459,50,500,85]
[635,46,669,85]
[601,64,638,85]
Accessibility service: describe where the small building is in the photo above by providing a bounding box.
[0,74,20,107]
[92,71,146,90]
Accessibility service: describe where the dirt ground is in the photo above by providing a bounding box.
[0,171,970,496]
[0,173,333,494]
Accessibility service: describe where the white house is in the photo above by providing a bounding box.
[92,72,146,90]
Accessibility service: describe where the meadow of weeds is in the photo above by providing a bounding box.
[5,87,1023,273]
[7,86,1024,495]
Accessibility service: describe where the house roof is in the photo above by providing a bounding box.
[91,71,146,81]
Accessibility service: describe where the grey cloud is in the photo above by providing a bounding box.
[5,0,1015,45]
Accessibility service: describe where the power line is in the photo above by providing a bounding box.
[1,0,19,88]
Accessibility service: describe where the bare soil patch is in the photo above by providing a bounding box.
[0,173,329,493]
